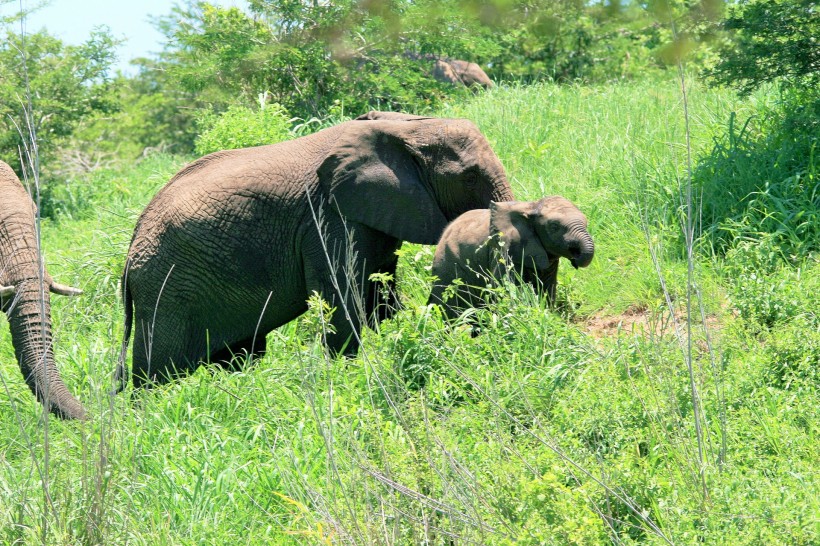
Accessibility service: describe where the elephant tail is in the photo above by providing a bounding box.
[114,267,133,393]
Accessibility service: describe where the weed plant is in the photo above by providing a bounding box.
[1,75,818,544]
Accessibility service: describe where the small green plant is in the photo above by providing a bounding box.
[194,103,292,156]
[723,239,816,329]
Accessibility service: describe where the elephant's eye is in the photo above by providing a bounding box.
[464,172,479,187]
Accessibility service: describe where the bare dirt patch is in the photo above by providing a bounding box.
[581,304,722,341]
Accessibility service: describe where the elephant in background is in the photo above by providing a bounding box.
[118,111,514,388]
[428,196,594,320]
[433,59,494,90]
[0,160,86,420]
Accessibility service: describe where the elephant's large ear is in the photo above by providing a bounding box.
[318,122,449,245]
[490,201,551,271]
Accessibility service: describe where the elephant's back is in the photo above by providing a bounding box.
[128,131,339,256]
[432,209,492,278]
[149,136,330,205]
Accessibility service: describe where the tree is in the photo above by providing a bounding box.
[707,0,819,95]
[0,26,119,172]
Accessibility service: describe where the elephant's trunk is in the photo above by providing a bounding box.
[7,279,87,420]
[568,227,595,269]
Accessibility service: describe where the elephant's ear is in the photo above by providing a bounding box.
[490,201,552,271]
[318,122,449,245]
[355,111,435,122]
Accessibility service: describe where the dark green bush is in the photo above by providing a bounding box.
[694,90,819,261]
[0,27,118,172]
[707,0,819,96]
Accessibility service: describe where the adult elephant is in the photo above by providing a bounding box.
[433,59,494,90]
[0,160,86,420]
[118,111,514,387]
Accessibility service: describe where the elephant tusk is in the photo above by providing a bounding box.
[0,284,15,297]
[50,282,83,296]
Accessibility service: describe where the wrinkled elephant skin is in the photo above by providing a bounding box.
[119,112,514,387]
[0,160,85,420]
[428,196,594,319]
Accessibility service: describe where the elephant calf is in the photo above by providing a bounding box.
[428,196,594,320]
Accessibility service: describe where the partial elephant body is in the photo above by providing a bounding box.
[433,59,494,89]
[428,196,594,320]
[121,113,513,387]
[0,160,85,419]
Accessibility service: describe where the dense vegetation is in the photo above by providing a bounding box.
[0,0,818,544]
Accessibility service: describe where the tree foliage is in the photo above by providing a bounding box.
[0,26,118,172]
[151,0,715,130]
[707,0,819,95]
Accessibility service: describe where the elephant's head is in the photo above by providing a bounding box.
[1,160,86,420]
[490,196,595,271]
[321,112,513,245]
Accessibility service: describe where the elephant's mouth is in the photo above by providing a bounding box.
[567,243,583,269]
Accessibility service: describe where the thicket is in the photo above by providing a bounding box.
[2,0,728,179]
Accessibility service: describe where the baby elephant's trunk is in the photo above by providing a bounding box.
[568,229,595,269]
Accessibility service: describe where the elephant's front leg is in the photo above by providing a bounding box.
[302,231,370,357]
[365,243,403,329]
[527,259,560,307]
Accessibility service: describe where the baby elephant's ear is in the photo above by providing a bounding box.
[490,201,552,271]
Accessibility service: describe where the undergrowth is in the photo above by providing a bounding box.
[0,76,817,544]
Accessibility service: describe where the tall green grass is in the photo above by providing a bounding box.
[1,75,818,544]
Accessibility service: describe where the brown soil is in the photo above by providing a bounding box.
[582,304,722,341]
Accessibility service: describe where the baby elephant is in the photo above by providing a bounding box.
[428,196,594,320]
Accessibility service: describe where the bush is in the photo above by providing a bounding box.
[764,317,820,390]
[723,238,820,330]
[194,103,292,156]
[694,90,819,260]
[0,27,118,172]
[707,0,819,96]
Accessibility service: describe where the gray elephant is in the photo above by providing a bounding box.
[118,111,514,387]
[0,160,86,420]
[433,59,494,89]
[428,196,594,320]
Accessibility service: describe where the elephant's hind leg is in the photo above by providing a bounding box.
[130,312,198,388]
[208,336,268,372]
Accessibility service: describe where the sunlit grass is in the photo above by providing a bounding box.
[0,75,817,544]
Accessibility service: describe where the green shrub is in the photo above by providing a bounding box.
[707,0,819,96]
[695,91,819,260]
[764,317,820,390]
[194,103,292,156]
